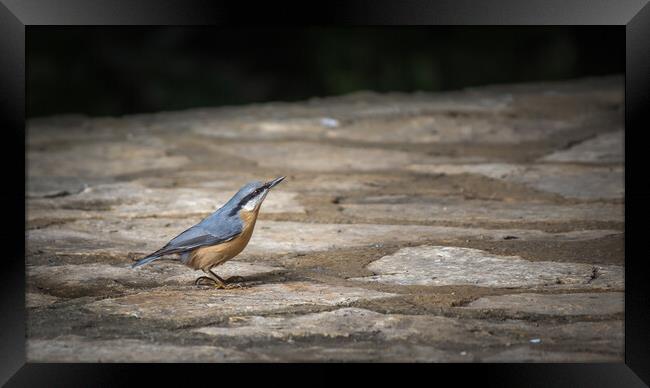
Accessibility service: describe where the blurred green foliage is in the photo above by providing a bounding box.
[27,27,623,118]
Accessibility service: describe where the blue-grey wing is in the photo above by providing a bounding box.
[131,213,243,268]
[170,226,236,249]
[154,221,241,256]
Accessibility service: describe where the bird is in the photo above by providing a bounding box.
[131,176,285,289]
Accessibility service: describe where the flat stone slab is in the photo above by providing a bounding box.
[464,292,624,316]
[187,78,621,146]
[540,131,624,164]
[349,246,623,289]
[210,141,483,173]
[27,316,622,362]
[86,282,396,322]
[324,115,580,144]
[28,261,283,296]
[194,307,480,342]
[408,163,623,200]
[28,140,190,178]
[27,181,304,222]
[341,198,623,223]
[482,346,621,362]
[26,176,89,198]
[193,308,621,362]
[26,217,620,260]
[246,222,620,255]
[27,336,250,362]
[26,292,62,309]
[190,92,514,141]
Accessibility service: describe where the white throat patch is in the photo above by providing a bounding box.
[242,190,268,211]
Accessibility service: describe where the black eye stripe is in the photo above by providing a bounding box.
[247,188,262,200]
[230,187,265,215]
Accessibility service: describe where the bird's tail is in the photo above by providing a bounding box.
[131,253,162,268]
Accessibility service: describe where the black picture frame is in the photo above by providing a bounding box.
[1,0,648,386]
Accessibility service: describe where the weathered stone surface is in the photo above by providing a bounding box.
[408,163,623,199]
[27,314,622,362]
[27,181,304,222]
[247,223,620,255]
[194,307,475,342]
[541,131,624,164]
[26,292,61,309]
[28,261,283,296]
[26,76,624,362]
[325,116,579,144]
[190,92,515,142]
[341,198,623,223]
[86,282,396,322]
[28,336,250,362]
[350,246,623,289]
[464,292,624,316]
[26,217,620,260]
[26,176,89,198]
[193,308,621,362]
[28,140,190,178]
[210,141,469,172]
[482,347,620,362]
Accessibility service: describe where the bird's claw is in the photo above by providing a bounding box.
[225,276,246,283]
[194,276,216,287]
[194,276,246,289]
[222,282,245,289]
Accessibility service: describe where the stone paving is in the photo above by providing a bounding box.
[26,76,624,362]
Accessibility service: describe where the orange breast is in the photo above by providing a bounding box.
[185,209,259,270]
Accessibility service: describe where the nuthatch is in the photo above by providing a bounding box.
[131,176,285,289]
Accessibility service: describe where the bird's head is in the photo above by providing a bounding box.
[229,176,285,215]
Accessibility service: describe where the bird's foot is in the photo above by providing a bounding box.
[225,276,246,283]
[194,276,246,289]
[220,282,245,290]
[194,276,217,287]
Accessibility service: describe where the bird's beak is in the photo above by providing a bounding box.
[265,176,285,189]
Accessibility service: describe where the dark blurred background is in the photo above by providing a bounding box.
[27,27,624,118]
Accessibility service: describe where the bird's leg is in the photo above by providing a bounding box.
[210,269,245,289]
[195,268,243,289]
[194,275,217,287]
[194,268,227,288]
